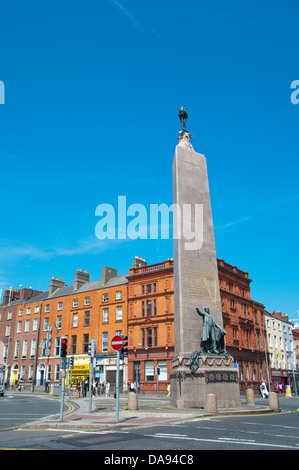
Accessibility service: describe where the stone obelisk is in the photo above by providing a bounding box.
[170,107,241,409]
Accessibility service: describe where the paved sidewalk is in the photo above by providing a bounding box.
[22,393,274,430]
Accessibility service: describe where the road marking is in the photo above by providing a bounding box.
[144,433,299,449]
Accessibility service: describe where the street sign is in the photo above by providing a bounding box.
[111,335,123,351]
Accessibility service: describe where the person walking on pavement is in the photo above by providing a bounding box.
[82,377,88,398]
[105,381,110,397]
[76,379,82,398]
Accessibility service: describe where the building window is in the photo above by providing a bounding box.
[41,339,47,356]
[83,334,89,353]
[33,318,38,331]
[22,340,28,357]
[5,325,11,337]
[25,319,30,332]
[56,315,62,329]
[147,300,152,317]
[45,304,50,313]
[55,364,60,381]
[55,337,60,356]
[246,330,250,348]
[116,306,122,321]
[73,299,78,308]
[103,293,108,303]
[34,306,39,313]
[157,360,167,381]
[17,321,22,333]
[103,308,109,323]
[102,332,108,352]
[26,307,31,315]
[29,365,34,380]
[147,328,152,347]
[57,302,63,311]
[46,364,52,381]
[142,301,145,317]
[7,311,12,320]
[43,317,49,331]
[19,309,23,316]
[72,335,77,354]
[84,296,90,306]
[239,361,243,380]
[116,291,122,300]
[154,299,157,315]
[251,362,256,380]
[146,284,152,294]
[142,285,145,295]
[73,313,78,328]
[145,361,154,381]
[84,311,90,326]
[30,339,36,357]
[153,283,157,293]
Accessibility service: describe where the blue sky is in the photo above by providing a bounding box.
[0,0,298,317]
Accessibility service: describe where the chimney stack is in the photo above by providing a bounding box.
[49,277,65,296]
[132,256,147,268]
[101,266,117,284]
[74,269,90,290]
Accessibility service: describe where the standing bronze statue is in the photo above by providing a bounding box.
[179,105,188,130]
[190,307,229,374]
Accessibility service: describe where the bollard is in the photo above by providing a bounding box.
[268,392,280,412]
[128,391,138,410]
[246,388,255,405]
[206,393,218,414]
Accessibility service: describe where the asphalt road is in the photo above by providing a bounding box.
[0,394,298,451]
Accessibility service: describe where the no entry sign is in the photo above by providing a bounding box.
[111,335,123,351]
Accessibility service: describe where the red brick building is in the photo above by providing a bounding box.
[127,257,174,394]
[0,267,128,390]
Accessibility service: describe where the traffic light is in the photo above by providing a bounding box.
[60,336,68,357]
[88,339,96,358]
[121,335,128,356]
[69,356,74,368]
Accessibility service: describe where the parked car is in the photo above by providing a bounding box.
[0,383,4,396]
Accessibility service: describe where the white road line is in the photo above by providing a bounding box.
[145,433,298,450]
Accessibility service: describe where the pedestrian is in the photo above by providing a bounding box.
[76,379,82,398]
[44,380,49,393]
[167,383,171,398]
[82,377,88,398]
[134,381,140,394]
[260,381,269,398]
[130,382,135,393]
[105,381,110,397]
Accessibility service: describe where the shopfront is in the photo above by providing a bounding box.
[271,370,289,393]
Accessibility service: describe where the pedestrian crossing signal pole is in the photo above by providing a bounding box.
[59,336,68,422]
[115,349,120,422]
[111,335,124,423]
[88,340,96,413]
